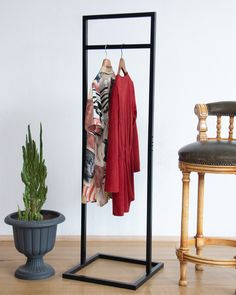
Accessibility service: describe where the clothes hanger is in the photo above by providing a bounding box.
[117,44,127,76]
[100,45,113,73]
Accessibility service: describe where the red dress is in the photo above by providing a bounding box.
[105,74,140,216]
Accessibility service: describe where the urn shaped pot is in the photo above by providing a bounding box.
[5,210,65,280]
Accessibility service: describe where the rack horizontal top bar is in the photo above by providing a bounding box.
[86,44,151,50]
[83,12,155,20]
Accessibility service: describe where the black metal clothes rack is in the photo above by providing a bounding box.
[63,12,164,290]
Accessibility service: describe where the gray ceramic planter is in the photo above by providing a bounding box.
[5,210,65,280]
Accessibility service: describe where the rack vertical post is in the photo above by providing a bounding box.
[63,12,164,290]
[80,14,88,266]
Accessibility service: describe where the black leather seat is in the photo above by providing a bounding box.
[179,140,236,166]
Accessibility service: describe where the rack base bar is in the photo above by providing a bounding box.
[62,253,164,290]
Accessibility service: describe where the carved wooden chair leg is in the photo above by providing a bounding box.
[195,172,205,271]
[179,172,190,286]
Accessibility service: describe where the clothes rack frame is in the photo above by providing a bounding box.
[62,12,164,290]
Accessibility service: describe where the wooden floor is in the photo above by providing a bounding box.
[0,240,236,295]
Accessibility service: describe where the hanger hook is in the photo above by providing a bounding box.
[105,44,108,58]
[121,44,124,58]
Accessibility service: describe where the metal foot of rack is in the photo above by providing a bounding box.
[63,253,164,290]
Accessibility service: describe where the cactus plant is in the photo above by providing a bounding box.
[18,124,48,221]
[5,123,65,280]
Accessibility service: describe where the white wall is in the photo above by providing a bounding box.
[1,0,236,237]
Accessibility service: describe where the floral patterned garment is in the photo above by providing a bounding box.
[82,70,115,206]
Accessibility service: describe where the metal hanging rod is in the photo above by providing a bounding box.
[86,44,151,50]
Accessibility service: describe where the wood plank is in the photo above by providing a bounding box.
[0,240,235,294]
[0,235,181,242]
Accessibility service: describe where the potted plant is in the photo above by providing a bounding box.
[5,124,65,280]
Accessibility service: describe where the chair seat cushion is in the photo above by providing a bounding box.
[178,140,236,165]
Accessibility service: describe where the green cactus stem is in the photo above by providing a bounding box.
[18,124,47,221]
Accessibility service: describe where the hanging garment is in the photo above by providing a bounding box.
[82,69,115,206]
[105,74,140,216]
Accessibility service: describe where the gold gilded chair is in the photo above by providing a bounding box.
[176,101,236,286]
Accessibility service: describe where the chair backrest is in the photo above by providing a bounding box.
[194,101,236,142]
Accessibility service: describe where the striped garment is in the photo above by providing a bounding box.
[82,70,115,206]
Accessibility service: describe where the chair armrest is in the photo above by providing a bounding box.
[194,104,208,141]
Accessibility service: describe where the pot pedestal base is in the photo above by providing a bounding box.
[15,256,55,280]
